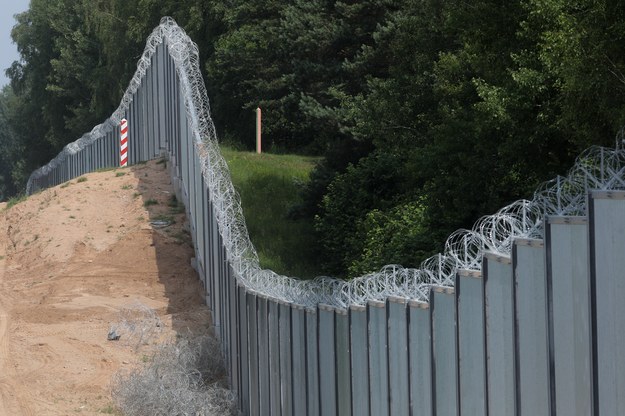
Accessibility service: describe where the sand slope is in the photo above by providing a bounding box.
[0,160,211,415]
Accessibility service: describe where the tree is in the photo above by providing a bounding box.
[0,86,22,199]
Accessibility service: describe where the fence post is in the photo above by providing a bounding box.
[513,238,551,416]
[589,191,625,415]
[431,285,459,416]
[545,216,592,416]
[368,300,389,416]
[408,300,432,416]
[349,305,369,416]
[387,297,409,416]
[120,119,128,167]
[456,269,487,415]
[483,252,517,416]
[256,107,262,154]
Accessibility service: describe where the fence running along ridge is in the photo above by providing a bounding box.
[26,17,625,415]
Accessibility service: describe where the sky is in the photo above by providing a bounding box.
[1,0,30,88]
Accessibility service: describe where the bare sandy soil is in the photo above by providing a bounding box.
[0,160,211,415]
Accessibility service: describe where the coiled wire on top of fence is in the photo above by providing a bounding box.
[26,17,625,309]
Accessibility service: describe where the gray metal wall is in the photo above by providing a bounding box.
[26,34,625,416]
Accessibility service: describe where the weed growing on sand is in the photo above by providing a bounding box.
[173,230,192,246]
[111,334,236,416]
[121,185,133,190]
[143,199,158,207]
[167,195,184,214]
[133,192,141,199]
[0,256,5,261]
[98,404,117,414]
[77,177,88,183]
[116,172,126,177]
[5,194,28,210]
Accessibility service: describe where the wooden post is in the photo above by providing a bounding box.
[256,107,262,154]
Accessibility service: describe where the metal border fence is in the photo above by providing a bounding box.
[25,17,625,415]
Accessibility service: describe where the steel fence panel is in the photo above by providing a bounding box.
[279,302,293,415]
[368,300,389,416]
[431,286,459,416]
[483,253,517,416]
[318,304,337,416]
[456,269,487,416]
[387,297,409,416]
[513,238,551,416]
[349,305,369,416]
[238,285,250,412]
[268,299,281,415]
[306,308,319,416]
[408,300,432,416]
[545,216,593,416]
[291,305,307,416]
[157,42,166,149]
[247,292,260,416]
[256,296,270,415]
[146,59,153,159]
[335,307,351,416]
[589,191,625,416]
[228,265,239,405]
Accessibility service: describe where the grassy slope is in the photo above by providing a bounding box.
[220,147,320,279]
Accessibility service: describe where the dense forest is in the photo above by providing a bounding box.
[2,0,625,277]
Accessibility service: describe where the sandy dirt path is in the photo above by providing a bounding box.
[0,160,211,415]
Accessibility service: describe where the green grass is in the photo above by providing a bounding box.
[220,146,320,279]
[98,404,118,414]
[5,194,28,210]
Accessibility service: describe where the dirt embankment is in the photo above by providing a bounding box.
[0,160,211,415]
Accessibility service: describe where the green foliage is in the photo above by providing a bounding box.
[314,151,405,277]
[5,194,28,210]
[349,201,433,277]
[221,146,320,278]
[0,87,22,200]
[143,199,158,207]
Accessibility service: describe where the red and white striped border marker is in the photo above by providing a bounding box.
[120,118,128,167]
